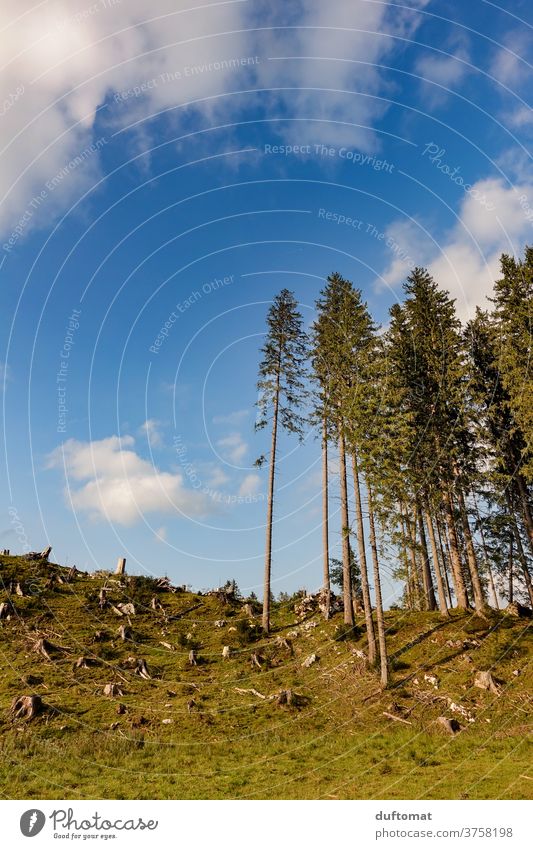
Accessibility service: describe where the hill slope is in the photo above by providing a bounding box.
[0,554,531,800]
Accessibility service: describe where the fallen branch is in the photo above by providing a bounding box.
[383,711,412,725]
[234,687,268,700]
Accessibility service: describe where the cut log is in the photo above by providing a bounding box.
[474,670,501,695]
[383,711,412,725]
[10,694,43,721]
[117,602,135,616]
[234,687,267,699]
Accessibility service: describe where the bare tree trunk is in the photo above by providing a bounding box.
[515,473,533,554]
[399,511,412,610]
[406,508,422,610]
[505,492,533,607]
[508,538,514,604]
[367,479,388,687]
[338,426,354,626]
[425,507,450,617]
[472,494,499,609]
[262,378,279,634]
[321,419,331,619]
[442,487,469,609]
[416,502,437,610]
[456,484,488,616]
[351,451,376,661]
[436,514,454,607]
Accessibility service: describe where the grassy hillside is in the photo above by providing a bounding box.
[0,554,531,800]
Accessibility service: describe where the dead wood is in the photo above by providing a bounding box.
[121,656,152,679]
[10,694,44,721]
[103,683,123,697]
[73,656,98,670]
[436,716,461,735]
[234,687,268,699]
[0,601,14,619]
[383,711,412,725]
[117,624,133,641]
[188,649,198,666]
[474,670,501,695]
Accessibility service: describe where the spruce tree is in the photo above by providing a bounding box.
[256,289,308,633]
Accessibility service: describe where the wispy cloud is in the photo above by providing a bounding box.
[238,473,261,497]
[217,432,248,464]
[212,409,249,426]
[140,418,164,448]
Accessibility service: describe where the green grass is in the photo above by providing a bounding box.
[0,555,531,799]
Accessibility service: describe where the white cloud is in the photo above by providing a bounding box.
[238,473,260,497]
[379,176,533,320]
[204,464,230,488]
[47,434,210,525]
[490,32,531,87]
[253,0,430,149]
[0,0,250,241]
[212,409,249,425]
[217,432,248,464]
[140,418,163,448]
[506,105,533,130]
[414,42,469,107]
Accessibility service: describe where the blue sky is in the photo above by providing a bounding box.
[1,0,531,603]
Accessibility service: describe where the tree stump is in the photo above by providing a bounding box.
[222,645,231,659]
[41,545,52,560]
[276,689,294,706]
[10,694,43,721]
[32,638,53,661]
[474,670,501,695]
[115,557,126,576]
[188,649,197,666]
[0,601,13,619]
[103,683,123,697]
[436,716,461,735]
[117,624,133,641]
